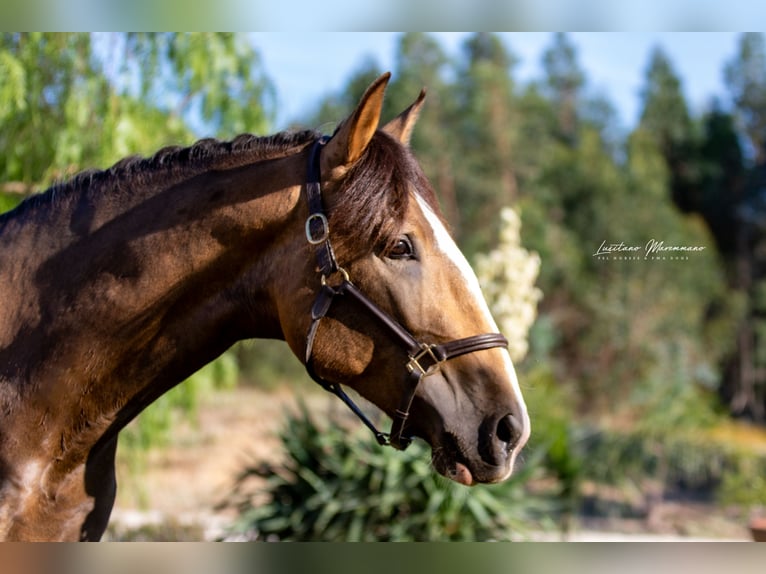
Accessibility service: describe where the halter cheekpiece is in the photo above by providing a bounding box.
[303,137,509,450]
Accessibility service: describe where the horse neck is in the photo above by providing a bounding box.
[0,149,309,462]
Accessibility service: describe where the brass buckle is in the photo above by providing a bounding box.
[406,344,441,376]
[320,266,350,287]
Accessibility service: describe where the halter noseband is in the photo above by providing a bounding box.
[303,137,509,450]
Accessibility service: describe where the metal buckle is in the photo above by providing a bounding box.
[320,266,350,286]
[406,344,441,376]
[305,213,329,245]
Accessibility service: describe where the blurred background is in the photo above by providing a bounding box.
[2,32,766,541]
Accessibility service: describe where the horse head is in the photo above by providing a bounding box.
[279,74,530,485]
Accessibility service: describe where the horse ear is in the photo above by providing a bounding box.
[321,72,391,178]
[382,88,426,146]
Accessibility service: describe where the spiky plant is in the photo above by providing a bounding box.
[224,403,549,541]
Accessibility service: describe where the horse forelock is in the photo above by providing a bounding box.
[327,130,443,261]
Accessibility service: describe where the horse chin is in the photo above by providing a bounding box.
[429,433,512,486]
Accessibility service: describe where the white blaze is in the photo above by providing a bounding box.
[414,194,531,467]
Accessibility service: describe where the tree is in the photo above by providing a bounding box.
[724,32,766,166]
[716,35,766,416]
[695,102,746,256]
[451,33,520,252]
[0,33,155,196]
[119,33,274,137]
[638,45,699,213]
[558,125,734,416]
[640,47,694,152]
[541,33,585,142]
[0,33,273,203]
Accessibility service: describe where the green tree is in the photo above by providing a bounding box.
[0,33,273,201]
[451,33,519,252]
[541,33,585,142]
[639,46,694,153]
[543,123,734,417]
[0,33,180,197]
[724,32,766,165]
[721,34,766,421]
[638,46,700,213]
[120,33,274,137]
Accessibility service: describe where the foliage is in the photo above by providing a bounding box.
[0,192,20,214]
[580,423,766,509]
[718,455,766,507]
[224,404,552,541]
[117,352,239,482]
[452,33,520,250]
[234,339,313,390]
[121,352,239,452]
[639,46,694,153]
[117,33,274,136]
[724,32,766,164]
[521,365,584,531]
[0,33,191,193]
[541,32,585,141]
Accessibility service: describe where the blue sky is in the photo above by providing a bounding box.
[250,33,743,132]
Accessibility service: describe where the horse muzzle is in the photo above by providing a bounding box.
[421,377,530,486]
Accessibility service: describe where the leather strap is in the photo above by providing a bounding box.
[305,137,337,276]
[304,278,508,450]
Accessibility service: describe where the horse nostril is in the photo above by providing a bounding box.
[496,414,522,451]
[478,413,525,467]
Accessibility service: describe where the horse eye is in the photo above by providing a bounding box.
[387,236,415,260]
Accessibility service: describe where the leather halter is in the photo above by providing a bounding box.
[303,137,509,450]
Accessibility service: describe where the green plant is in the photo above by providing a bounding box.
[224,403,551,541]
[115,349,240,503]
[0,192,21,214]
[521,365,585,532]
[718,454,766,507]
[580,424,766,510]
[119,351,239,454]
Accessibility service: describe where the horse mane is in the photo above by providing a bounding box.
[2,130,321,224]
[1,127,443,260]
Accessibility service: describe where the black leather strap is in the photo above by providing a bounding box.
[305,137,337,276]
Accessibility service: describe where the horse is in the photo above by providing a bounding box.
[0,73,530,541]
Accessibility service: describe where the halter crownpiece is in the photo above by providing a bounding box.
[302,137,509,450]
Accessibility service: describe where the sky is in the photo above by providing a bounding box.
[249,33,744,133]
